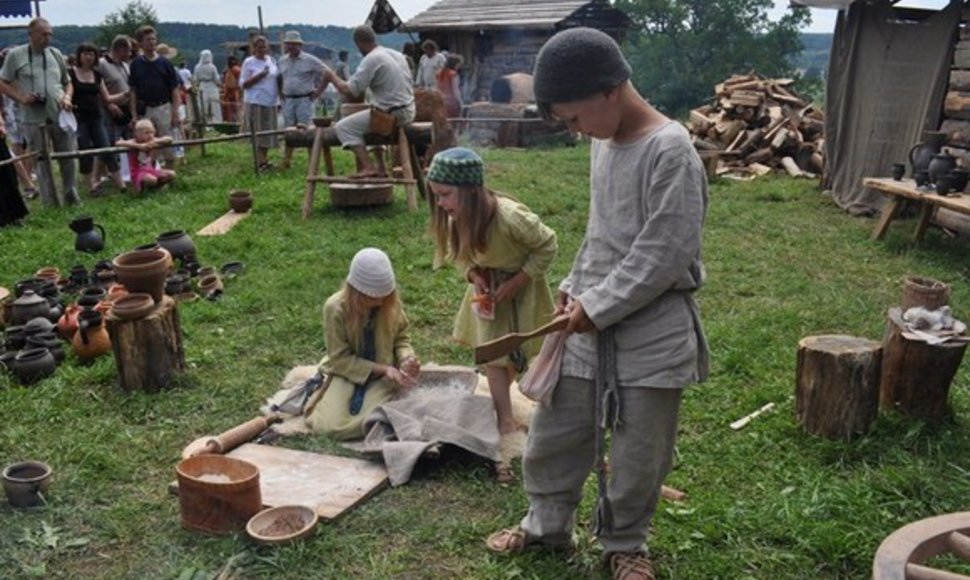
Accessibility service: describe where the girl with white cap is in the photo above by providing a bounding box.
[305,248,421,440]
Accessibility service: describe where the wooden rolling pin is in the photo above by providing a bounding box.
[182,414,281,458]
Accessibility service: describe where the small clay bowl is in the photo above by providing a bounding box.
[246,505,318,545]
[312,117,332,128]
[229,191,253,213]
[220,262,245,278]
[110,293,156,321]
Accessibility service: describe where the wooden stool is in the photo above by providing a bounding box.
[873,512,970,580]
[302,124,431,218]
[105,296,186,393]
[795,334,882,439]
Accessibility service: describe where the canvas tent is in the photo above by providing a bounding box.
[794,0,962,215]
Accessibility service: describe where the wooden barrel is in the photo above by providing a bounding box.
[176,455,261,535]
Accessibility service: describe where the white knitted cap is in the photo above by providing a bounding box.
[347,248,396,298]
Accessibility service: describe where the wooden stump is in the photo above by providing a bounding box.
[795,335,882,439]
[106,296,186,393]
[880,308,967,421]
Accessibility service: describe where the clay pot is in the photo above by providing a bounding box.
[72,310,111,361]
[909,130,947,176]
[110,293,156,321]
[27,333,64,364]
[4,325,26,350]
[220,262,245,278]
[134,243,175,272]
[936,174,953,196]
[951,168,970,194]
[13,347,56,385]
[155,230,196,262]
[69,215,107,253]
[58,304,81,339]
[69,264,88,287]
[10,291,51,326]
[35,267,60,282]
[198,274,223,298]
[197,266,217,279]
[165,274,190,296]
[928,153,957,185]
[2,461,52,507]
[107,283,128,303]
[23,317,56,336]
[914,170,930,188]
[229,190,253,213]
[113,249,169,303]
[46,298,63,323]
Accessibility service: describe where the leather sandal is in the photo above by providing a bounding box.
[609,552,655,580]
[495,460,515,484]
[485,527,529,553]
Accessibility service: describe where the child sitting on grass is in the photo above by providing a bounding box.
[305,248,421,440]
[116,119,176,194]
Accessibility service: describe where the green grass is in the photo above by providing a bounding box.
[1,142,969,579]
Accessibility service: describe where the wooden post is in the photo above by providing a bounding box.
[879,309,967,421]
[397,126,418,211]
[302,126,325,219]
[105,296,186,393]
[795,335,882,439]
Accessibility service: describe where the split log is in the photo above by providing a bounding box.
[941,119,970,148]
[781,156,805,177]
[795,335,882,439]
[745,147,773,165]
[106,296,186,393]
[731,90,765,108]
[950,70,970,91]
[880,308,967,421]
[690,110,714,134]
[954,45,970,70]
[945,91,970,120]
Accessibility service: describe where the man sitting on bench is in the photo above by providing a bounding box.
[325,25,415,179]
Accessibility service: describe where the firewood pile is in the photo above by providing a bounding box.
[688,74,825,181]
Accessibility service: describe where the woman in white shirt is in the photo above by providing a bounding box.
[240,36,279,171]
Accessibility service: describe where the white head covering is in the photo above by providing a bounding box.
[198,49,213,66]
[347,248,396,298]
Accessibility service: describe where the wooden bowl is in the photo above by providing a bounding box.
[312,117,332,128]
[110,293,156,320]
[329,183,394,207]
[246,505,318,545]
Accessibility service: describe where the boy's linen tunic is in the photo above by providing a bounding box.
[560,121,709,387]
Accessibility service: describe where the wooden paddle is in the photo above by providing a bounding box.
[474,316,569,365]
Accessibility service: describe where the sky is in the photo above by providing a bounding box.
[6,0,950,34]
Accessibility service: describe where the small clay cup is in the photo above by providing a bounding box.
[110,293,156,321]
[891,163,905,181]
[914,170,930,187]
[935,174,953,196]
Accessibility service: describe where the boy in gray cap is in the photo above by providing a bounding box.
[485,27,709,580]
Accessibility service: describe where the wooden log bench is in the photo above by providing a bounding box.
[865,177,970,242]
[299,123,433,218]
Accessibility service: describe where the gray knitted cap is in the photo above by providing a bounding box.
[533,27,631,104]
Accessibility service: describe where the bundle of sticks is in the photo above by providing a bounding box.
[688,74,825,181]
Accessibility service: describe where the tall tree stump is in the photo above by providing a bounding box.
[795,335,882,439]
[105,296,186,393]
[880,308,967,421]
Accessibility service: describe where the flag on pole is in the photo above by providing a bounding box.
[366,0,403,34]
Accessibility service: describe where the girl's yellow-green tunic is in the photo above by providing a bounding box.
[452,196,557,366]
[306,290,415,440]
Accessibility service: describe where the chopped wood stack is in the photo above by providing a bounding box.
[941,21,970,165]
[687,74,825,181]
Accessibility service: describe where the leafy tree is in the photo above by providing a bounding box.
[95,0,158,49]
[615,0,811,117]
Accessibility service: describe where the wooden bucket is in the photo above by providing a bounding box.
[329,183,394,207]
[901,276,951,311]
[176,455,261,535]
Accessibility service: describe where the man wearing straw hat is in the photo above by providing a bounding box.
[278,30,329,168]
[128,25,180,170]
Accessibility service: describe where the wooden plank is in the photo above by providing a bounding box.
[196,210,251,237]
[308,176,417,185]
[871,195,904,241]
[864,177,970,216]
[227,444,388,521]
[954,47,970,70]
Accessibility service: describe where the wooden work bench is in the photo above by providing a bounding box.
[864,177,970,241]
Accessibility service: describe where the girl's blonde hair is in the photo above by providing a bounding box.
[134,119,155,136]
[427,184,497,266]
[339,281,403,355]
